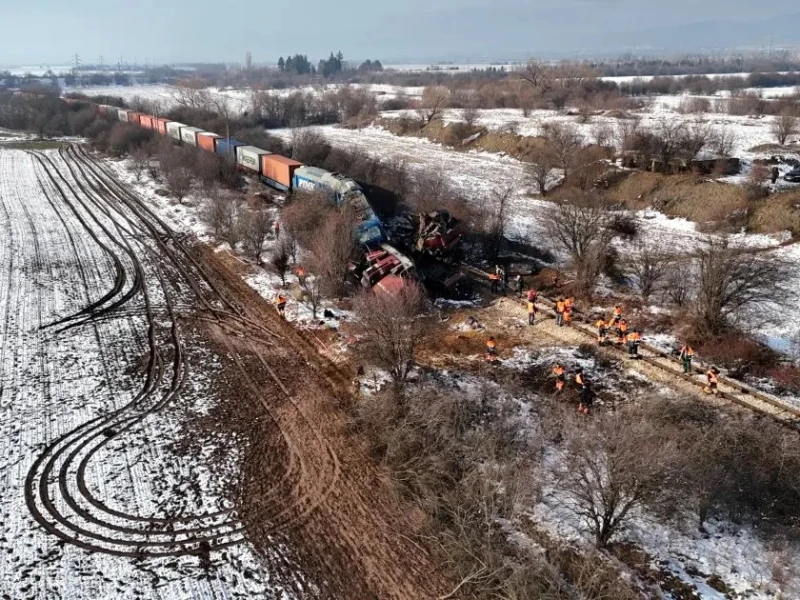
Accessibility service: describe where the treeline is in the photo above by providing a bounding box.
[589,54,800,77]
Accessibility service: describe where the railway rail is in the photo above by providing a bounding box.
[460,265,800,426]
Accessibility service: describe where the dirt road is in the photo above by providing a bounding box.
[0,145,447,599]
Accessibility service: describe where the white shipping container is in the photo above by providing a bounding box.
[180,126,203,146]
[117,109,129,122]
[166,121,187,141]
[236,146,270,173]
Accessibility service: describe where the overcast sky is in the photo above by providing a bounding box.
[2,0,799,67]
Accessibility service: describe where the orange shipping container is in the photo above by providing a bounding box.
[128,112,143,126]
[261,154,303,190]
[197,132,220,153]
[139,115,155,130]
[154,117,170,136]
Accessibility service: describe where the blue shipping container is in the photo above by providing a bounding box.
[215,138,245,158]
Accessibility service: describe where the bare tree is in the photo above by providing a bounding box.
[542,198,616,296]
[541,122,582,183]
[692,238,792,335]
[626,243,674,302]
[481,186,515,261]
[165,166,193,203]
[518,59,552,97]
[289,127,331,164]
[615,116,642,153]
[772,111,799,145]
[307,207,356,296]
[353,281,426,392]
[416,85,451,126]
[130,145,149,182]
[665,259,692,308]
[555,410,677,548]
[589,121,614,148]
[242,204,273,262]
[461,105,480,128]
[711,123,738,157]
[301,276,323,320]
[526,144,558,196]
[270,240,290,287]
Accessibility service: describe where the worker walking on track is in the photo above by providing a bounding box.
[555,298,566,326]
[563,298,574,324]
[704,367,720,395]
[578,381,595,415]
[552,364,566,391]
[275,294,288,319]
[527,299,537,325]
[680,344,695,374]
[627,329,641,358]
[596,318,608,345]
[486,337,498,363]
[616,319,629,345]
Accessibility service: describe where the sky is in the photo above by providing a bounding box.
[2,0,799,68]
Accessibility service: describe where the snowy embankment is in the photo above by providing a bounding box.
[0,148,276,599]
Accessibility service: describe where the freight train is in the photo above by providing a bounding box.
[81,100,387,246]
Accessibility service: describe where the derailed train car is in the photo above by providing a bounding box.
[68,96,447,294]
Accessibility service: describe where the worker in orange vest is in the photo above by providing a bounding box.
[552,364,566,391]
[563,298,574,324]
[680,345,695,374]
[704,367,719,395]
[626,330,641,358]
[596,318,608,345]
[527,299,537,325]
[275,294,288,318]
[612,305,622,324]
[296,265,307,285]
[486,337,498,362]
[555,298,566,326]
[489,272,500,293]
[616,319,629,344]
[575,368,585,388]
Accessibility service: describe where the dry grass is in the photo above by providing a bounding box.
[607,172,748,223]
[748,190,800,235]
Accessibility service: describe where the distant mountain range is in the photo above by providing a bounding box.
[602,12,800,53]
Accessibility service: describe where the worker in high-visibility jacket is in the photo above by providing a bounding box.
[295,265,307,286]
[575,368,585,388]
[527,299,537,325]
[486,337,498,362]
[680,345,695,374]
[488,272,500,293]
[563,297,574,324]
[555,299,566,326]
[704,367,720,395]
[275,294,288,318]
[596,319,608,345]
[627,330,641,358]
[612,305,622,324]
[616,319,629,344]
[552,364,566,391]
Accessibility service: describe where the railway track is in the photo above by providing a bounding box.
[460,265,800,426]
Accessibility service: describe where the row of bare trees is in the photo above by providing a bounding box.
[543,194,792,335]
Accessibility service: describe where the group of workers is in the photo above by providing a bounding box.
[487,288,724,412]
[594,306,641,358]
[552,364,595,414]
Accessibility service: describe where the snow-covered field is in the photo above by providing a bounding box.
[0,148,277,599]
